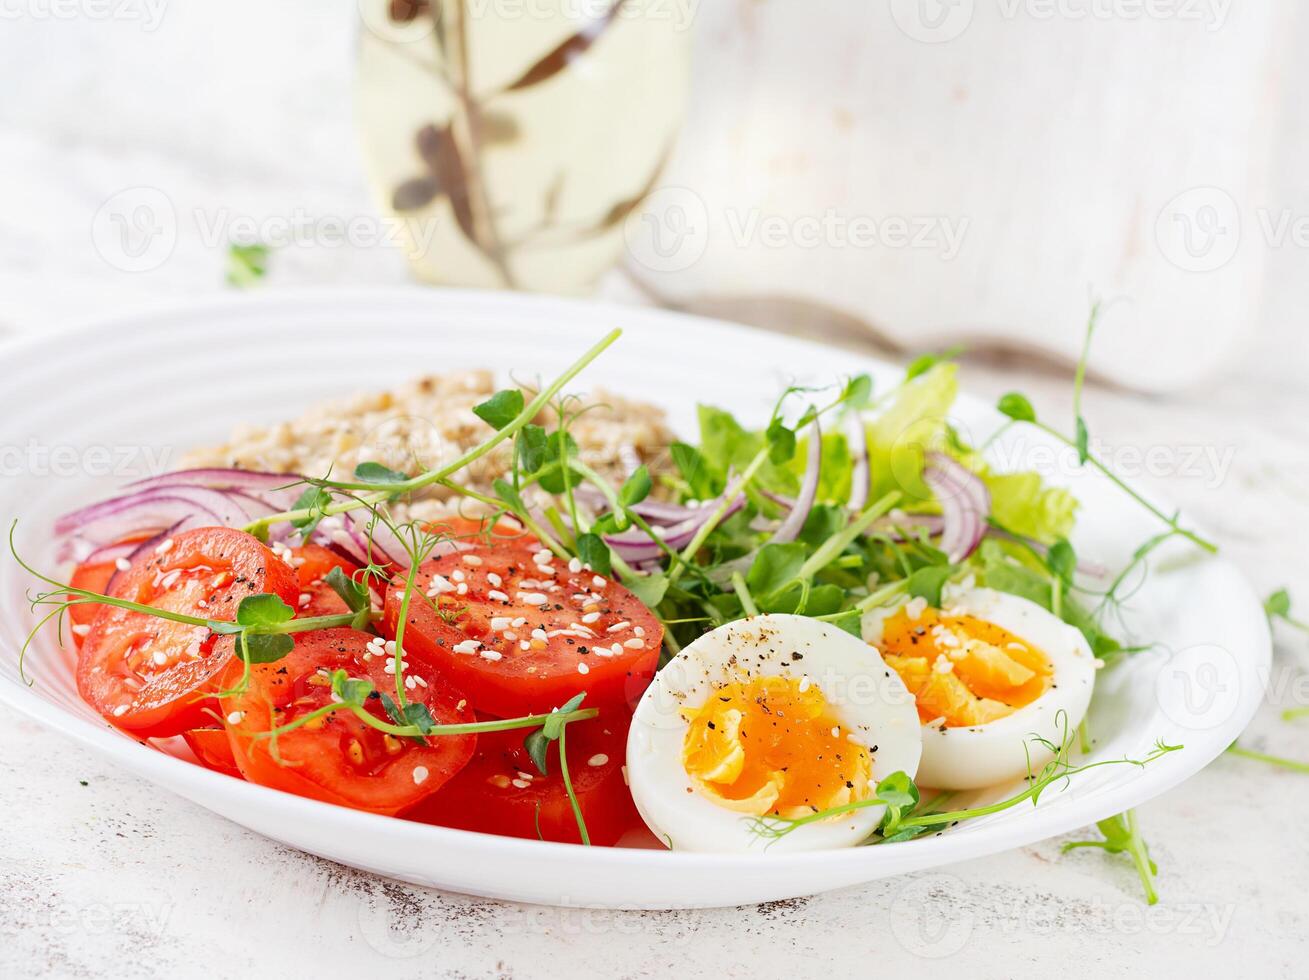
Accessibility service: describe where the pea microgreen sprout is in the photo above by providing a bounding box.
[1226,744,1309,773]
[749,719,1180,864]
[1062,809,1161,905]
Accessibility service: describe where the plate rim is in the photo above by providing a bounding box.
[0,286,1272,899]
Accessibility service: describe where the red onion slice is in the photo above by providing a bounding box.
[922,452,991,563]
[55,488,273,562]
[605,493,747,563]
[126,468,307,509]
[571,486,706,525]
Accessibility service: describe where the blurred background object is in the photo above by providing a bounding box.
[0,0,1303,399]
[357,0,690,292]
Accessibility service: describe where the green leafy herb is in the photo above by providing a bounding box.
[618,465,652,507]
[997,392,1037,423]
[290,485,334,540]
[474,389,526,430]
[238,632,295,665]
[1265,588,1309,634]
[904,564,955,607]
[1062,808,1159,905]
[354,462,410,486]
[226,242,270,288]
[576,532,612,577]
[236,594,296,630]
[325,566,371,614]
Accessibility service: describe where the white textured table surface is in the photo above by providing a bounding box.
[3,4,1309,978]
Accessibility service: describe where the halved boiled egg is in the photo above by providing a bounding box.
[626,614,922,852]
[862,587,1096,790]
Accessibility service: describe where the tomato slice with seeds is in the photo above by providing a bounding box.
[68,532,157,633]
[182,727,243,778]
[76,527,299,738]
[384,543,663,718]
[220,628,476,815]
[408,714,636,845]
[287,543,363,618]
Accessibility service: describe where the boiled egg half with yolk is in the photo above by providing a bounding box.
[862,587,1096,790]
[626,613,922,852]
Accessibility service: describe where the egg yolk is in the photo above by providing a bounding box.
[879,607,1052,728]
[681,676,872,818]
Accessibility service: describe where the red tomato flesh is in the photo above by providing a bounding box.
[288,543,362,619]
[220,628,476,816]
[182,727,242,778]
[408,714,636,845]
[384,543,662,718]
[76,527,299,738]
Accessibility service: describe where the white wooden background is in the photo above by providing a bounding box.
[2,2,1308,977]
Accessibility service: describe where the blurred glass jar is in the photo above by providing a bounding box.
[356,0,692,293]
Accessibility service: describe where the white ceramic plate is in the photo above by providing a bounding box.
[0,289,1269,909]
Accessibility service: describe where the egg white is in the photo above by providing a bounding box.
[626,613,923,852]
[862,587,1096,790]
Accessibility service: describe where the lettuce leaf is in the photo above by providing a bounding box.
[982,471,1079,543]
[866,363,960,504]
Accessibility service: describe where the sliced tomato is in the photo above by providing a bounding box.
[424,514,536,549]
[220,628,476,815]
[384,543,662,717]
[68,559,117,631]
[182,727,242,778]
[68,533,157,632]
[76,527,299,738]
[408,714,636,845]
[288,543,362,618]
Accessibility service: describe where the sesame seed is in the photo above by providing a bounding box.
[451,569,465,582]
[531,628,548,641]
[487,572,503,587]
[830,727,840,738]
[412,766,429,785]
[414,676,428,688]
[577,662,590,675]
[197,599,208,609]
[581,611,601,624]
[456,582,468,596]
[488,589,509,602]
[115,558,132,572]
[517,591,548,605]
[160,570,181,590]
[155,538,174,555]
[491,617,513,631]
[226,711,244,724]
[405,676,416,690]
[568,558,582,573]
[427,575,455,595]
[611,643,624,656]
[152,651,168,666]
[511,778,531,789]
[385,640,397,656]
[112,705,129,717]
[520,640,530,651]
[480,650,503,662]
[592,575,607,589]
[798,675,812,693]
[462,554,483,566]
[587,754,609,767]
[533,550,552,566]
[634,626,645,638]
[606,621,631,633]
[452,640,481,655]
[624,638,645,649]
[298,593,312,608]
[512,617,527,628]
[504,631,518,641]
[72,624,91,637]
